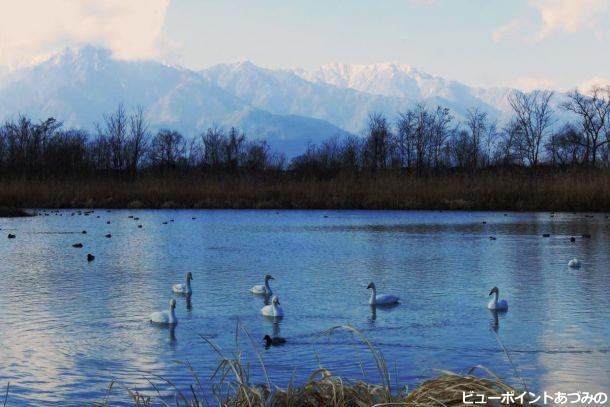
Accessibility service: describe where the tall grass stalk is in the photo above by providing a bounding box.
[94,324,533,406]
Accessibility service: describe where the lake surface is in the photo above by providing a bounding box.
[1,210,609,406]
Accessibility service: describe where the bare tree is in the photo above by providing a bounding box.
[560,86,610,166]
[149,129,185,171]
[465,107,488,169]
[127,106,150,176]
[97,104,129,171]
[364,113,391,172]
[395,110,416,171]
[508,90,554,166]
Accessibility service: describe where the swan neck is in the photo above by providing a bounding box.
[370,287,377,304]
[169,306,177,323]
[492,291,499,305]
[186,278,191,290]
[265,279,271,291]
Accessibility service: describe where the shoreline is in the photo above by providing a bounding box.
[2,169,610,212]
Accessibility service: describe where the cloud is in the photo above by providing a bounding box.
[529,0,610,39]
[578,76,610,92]
[492,19,525,43]
[513,76,557,92]
[0,0,171,69]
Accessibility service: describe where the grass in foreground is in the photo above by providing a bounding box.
[94,325,533,407]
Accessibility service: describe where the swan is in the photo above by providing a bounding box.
[568,259,581,269]
[150,299,178,325]
[173,272,193,294]
[367,282,399,305]
[261,296,283,317]
[250,274,274,295]
[263,335,286,347]
[488,287,508,310]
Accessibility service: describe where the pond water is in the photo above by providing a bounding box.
[1,210,609,406]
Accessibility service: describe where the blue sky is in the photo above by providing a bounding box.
[1,0,609,90]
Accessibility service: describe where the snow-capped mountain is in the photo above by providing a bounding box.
[201,61,514,133]
[294,62,449,99]
[294,62,515,116]
[0,46,564,158]
[0,46,349,157]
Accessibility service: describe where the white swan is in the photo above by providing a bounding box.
[487,287,508,311]
[367,282,399,305]
[250,274,274,295]
[568,259,581,269]
[150,299,178,325]
[173,272,193,294]
[261,296,284,317]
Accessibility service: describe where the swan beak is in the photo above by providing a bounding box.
[366,283,373,289]
[276,299,280,304]
[489,289,495,296]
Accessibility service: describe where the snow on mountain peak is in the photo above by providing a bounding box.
[293,62,450,99]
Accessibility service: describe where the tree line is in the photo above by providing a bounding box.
[0,86,609,180]
[293,86,610,177]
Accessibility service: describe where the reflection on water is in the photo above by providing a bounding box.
[1,210,610,405]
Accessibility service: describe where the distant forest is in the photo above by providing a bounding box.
[0,86,609,179]
[2,87,610,211]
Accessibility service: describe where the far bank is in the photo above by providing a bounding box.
[1,169,609,212]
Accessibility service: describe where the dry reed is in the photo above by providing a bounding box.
[94,325,533,407]
[1,169,609,211]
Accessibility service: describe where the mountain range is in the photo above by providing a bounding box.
[0,46,552,157]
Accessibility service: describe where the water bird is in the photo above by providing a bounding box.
[487,287,508,311]
[263,334,286,347]
[72,243,83,248]
[82,230,87,234]
[7,234,15,239]
[105,233,111,238]
[138,225,143,228]
[367,282,399,305]
[150,299,178,325]
[489,236,496,240]
[250,274,274,295]
[128,215,133,218]
[568,259,581,269]
[163,222,168,225]
[542,233,550,237]
[106,221,110,224]
[87,253,95,262]
[261,296,284,317]
[173,272,193,295]
[134,217,139,220]
[582,234,591,238]
[570,237,576,242]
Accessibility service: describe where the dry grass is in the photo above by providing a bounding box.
[94,325,533,407]
[1,169,610,211]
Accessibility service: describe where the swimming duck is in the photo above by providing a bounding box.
[487,286,508,310]
[263,335,286,347]
[568,259,581,269]
[173,272,193,295]
[261,296,283,317]
[150,299,178,325]
[367,282,399,305]
[250,274,274,295]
